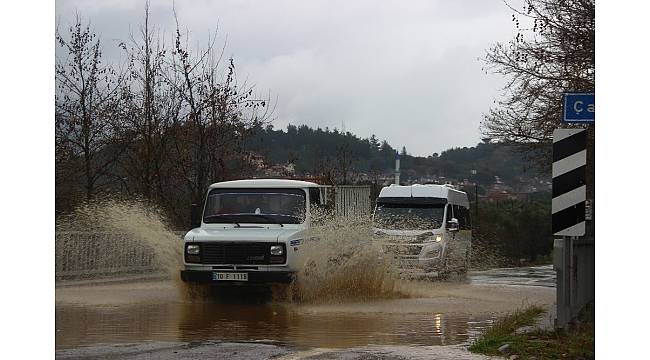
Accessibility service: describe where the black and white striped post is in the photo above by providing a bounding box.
[552,128,588,329]
[552,93,594,329]
[552,129,587,236]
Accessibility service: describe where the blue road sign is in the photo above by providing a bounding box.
[563,93,594,123]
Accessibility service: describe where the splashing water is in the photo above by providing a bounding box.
[55,198,184,283]
[289,211,409,302]
[56,199,413,302]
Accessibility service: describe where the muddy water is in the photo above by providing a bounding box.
[56,273,555,350]
[55,200,555,351]
[56,300,488,349]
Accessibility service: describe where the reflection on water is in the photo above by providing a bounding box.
[56,265,556,350]
[56,299,495,349]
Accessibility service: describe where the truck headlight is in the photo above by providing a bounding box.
[186,244,200,255]
[270,245,284,256]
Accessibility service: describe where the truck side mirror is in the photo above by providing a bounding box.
[190,203,201,229]
[447,218,459,232]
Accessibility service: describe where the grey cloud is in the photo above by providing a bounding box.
[55,0,518,155]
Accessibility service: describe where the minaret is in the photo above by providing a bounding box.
[395,151,400,185]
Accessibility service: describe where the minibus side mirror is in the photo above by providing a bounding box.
[190,203,202,229]
[447,218,459,232]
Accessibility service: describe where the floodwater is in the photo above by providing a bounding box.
[55,266,555,350]
[55,201,555,356]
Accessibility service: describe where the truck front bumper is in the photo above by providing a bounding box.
[180,270,295,284]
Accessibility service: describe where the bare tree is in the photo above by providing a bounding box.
[165,14,272,205]
[56,17,127,200]
[54,10,274,225]
[481,0,594,145]
[119,2,178,203]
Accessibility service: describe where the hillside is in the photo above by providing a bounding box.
[244,124,551,189]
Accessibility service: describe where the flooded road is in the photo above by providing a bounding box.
[56,265,555,358]
[469,265,556,287]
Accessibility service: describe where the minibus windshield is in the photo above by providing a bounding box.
[374,203,445,230]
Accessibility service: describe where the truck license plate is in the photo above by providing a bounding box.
[212,272,248,281]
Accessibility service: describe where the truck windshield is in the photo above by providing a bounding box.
[203,188,306,224]
[373,203,445,230]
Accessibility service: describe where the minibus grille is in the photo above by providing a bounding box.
[382,244,423,256]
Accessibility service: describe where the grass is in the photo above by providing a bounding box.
[469,305,594,359]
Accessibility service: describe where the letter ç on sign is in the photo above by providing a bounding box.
[563,93,594,123]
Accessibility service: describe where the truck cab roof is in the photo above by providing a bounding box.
[208,179,320,189]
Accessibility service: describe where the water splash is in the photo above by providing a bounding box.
[289,211,409,302]
[55,198,183,282]
[56,200,414,303]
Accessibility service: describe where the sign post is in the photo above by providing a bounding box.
[554,92,594,329]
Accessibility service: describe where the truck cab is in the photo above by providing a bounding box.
[180,179,323,285]
[372,184,472,278]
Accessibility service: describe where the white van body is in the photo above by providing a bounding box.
[180,179,322,285]
[372,184,472,278]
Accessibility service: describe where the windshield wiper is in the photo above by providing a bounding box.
[248,214,286,227]
[202,214,241,227]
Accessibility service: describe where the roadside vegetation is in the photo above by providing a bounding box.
[471,198,552,269]
[470,305,594,359]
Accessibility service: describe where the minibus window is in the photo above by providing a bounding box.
[374,203,445,230]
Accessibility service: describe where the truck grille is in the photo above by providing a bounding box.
[200,242,273,265]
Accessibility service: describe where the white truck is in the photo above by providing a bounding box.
[372,184,472,278]
[180,179,326,285]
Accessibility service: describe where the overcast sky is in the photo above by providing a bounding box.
[55,0,519,156]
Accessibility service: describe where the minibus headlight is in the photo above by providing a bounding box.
[422,235,443,243]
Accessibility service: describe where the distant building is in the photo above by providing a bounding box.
[264,163,295,178]
[485,176,516,202]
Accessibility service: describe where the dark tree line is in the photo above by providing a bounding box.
[246,125,548,186]
[55,6,271,226]
[245,124,400,185]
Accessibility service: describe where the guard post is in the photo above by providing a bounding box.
[553,92,595,329]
